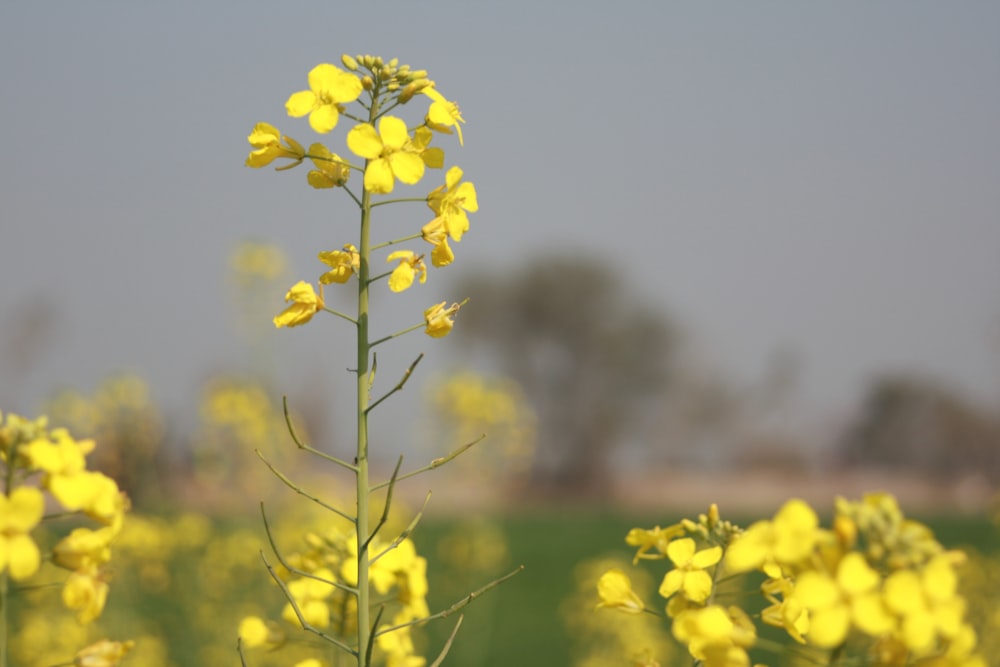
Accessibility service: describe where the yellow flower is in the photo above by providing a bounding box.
[53,526,116,571]
[347,116,427,194]
[424,302,461,338]
[725,498,820,577]
[791,552,893,649]
[760,577,809,644]
[883,553,967,655]
[318,244,360,284]
[281,568,336,628]
[63,565,110,624]
[273,281,324,328]
[386,250,427,292]
[306,143,351,188]
[595,568,645,614]
[422,85,466,145]
[293,660,324,667]
[73,639,134,667]
[286,63,363,134]
[426,166,478,242]
[658,538,723,603]
[626,524,686,563]
[245,122,305,169]
[238,615,285,649]
[672,605,755,667]
[0,486,44,580]
[420,218,454,267]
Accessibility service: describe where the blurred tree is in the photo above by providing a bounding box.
[837,375,1000,479]
[453,257,677,498]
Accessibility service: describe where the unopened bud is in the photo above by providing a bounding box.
[411,78,433,93]
[387,81,400,91]
[361,75,374,90]
[341,54,359,71]
[379,66,393,79]
[410,69,428,79]
[398,82,418,104]
[388,57,399,68]
[373,56,384,68]
[360,54,374,69]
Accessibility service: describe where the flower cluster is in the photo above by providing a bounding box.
[239,526,429,666]
[596,494,986,667]
[246,54,476,337]
[0,409,132,664]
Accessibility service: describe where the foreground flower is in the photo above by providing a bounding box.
[420,218,454,267]
[286,63,363,133]
[318,244,360,284]
[239,615,286,649]
[73,639,134,667]
[725,498,820,577]
[387,250,427,292]
[0,486,44,580]
[274,281,324,328]
[347,116,427,194]
[426,166,477,242]
[246,123,306,169]
[658,538,723,604]
[424,301,461,338]
[422,85,466,145]
[596,569,645,614]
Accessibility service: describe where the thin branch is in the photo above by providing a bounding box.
[282,396,358,471]
[255,450,356,523]
[367,354,424,414]
[361,456,404,554]
[370,322,424,348]
[371,491,431,565]
[370,199,427,209]
[370,435,485,491]
[364,605,385,667]
[236,637,249,667]
[375,565,524,636]
[321,306,358,325]
[427,616,464,667]
[260,551,358,656]
[259,502,357,594]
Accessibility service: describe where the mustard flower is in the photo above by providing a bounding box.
[286,63,363,134]
[282,568,336,628]
[658,538,723,604]
[245,122,306,169]
[672,605,755,667]
[73,639,134,667]
[347,116,428,194]
[595,568,645,614]
[306,143,351,188]
[318,244,360,284]
[63,565,110,624]
[626,523,686,564]
[790,552,894,648]
[760,576,809,644]
[725,498,821,577]
[420,218,455,267]
[53,526,116,571]
[883,553,967,655]
[422,85,466,145]
[0,486,45,580]
[424,301,461,338]
[293,660,324,667]
[386,250,427,292]
[426,166,478,242]
[273,281,324,328]
[238,615,286,649]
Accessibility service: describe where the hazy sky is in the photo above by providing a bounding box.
[2,1,999,445]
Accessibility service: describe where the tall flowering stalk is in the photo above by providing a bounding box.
[241,55,517,667]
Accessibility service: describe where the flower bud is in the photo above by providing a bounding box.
[410,69,428,79]
[373,55,384,68]
[398,82,418,104]
[388,57,399,68]
[360,54,374,69]
[361,75,374,90]
[341,54,359,71]
[379,66,393,79]
[387,81,400,91]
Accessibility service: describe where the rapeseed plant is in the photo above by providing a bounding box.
[240,54,518,667]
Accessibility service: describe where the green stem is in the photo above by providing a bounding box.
[1,441,16,667]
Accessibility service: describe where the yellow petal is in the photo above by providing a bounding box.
[347,124,384,160]
[422,147,445,169]
[387,152,425,185]
[247,122,280,148]
[364,159,395,194]
[377,116,410,150]
[286,91,316,118]
[308,105,339,134]
[388,263,416,292]
[457,182,478,212]
[6,533,42,580]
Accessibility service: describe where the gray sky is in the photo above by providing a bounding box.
[2,1,999,446]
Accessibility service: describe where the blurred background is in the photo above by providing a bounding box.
[2,2,1000,665]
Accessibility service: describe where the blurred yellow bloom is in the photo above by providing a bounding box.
[626,524,686,564]
[245,122,305,169]
[424,301,460,338]
[273,281,324,328]
[286,63,362,134]
[318,244,360,284]
[386,250,427,292]
[282,568,336,628]
[596,569,645,614]
[293,660,324,667]
[306,143,351,188]
[347,116,427,194]
[422,85,465,145]
[883,553,966,655]
[658,538,722,604]
[760,577,809,644]
[63,565,110,624]
[672,605,755,667]
[0,486,44,580]
[74,639,134,667]
[53,526,116,571]
[426,166,477,242]
[725,498,820,577]
[238,615,285,649]
[230,240,287,281]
